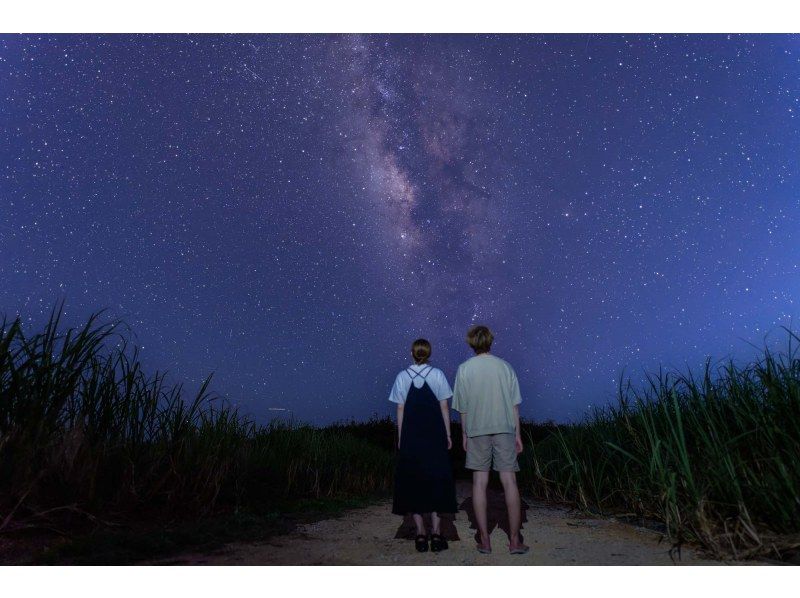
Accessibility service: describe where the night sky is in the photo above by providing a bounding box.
[2,34,799,424]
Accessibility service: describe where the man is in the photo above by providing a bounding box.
[451,324,529,555]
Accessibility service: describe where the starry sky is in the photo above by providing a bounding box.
[2,34,799,424]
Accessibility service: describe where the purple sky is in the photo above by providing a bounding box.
[2,34,799,423]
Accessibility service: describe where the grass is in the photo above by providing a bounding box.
[0,305,394,562]
[5,303,798,563]
[519,330,800,560]
[34,496,376,565]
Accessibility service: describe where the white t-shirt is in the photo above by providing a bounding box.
[388,364,453,404]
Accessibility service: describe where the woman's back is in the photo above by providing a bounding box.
[389,364,453,405]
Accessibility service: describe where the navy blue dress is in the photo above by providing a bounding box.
[392,366,458,516]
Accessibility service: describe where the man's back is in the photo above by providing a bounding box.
[452,353,521,437]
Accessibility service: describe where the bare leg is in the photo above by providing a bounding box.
[431,512,441,535]
[499,471,528,551]
[412,513,426,536]
[472,471,491,550]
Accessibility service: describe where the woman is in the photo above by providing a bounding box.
[389,338,458,553]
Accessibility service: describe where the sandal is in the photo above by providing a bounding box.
[430,533,448,552]
[415,534,429,553]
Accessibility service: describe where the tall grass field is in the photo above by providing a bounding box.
[520,332,800,560]
[0,306,393,547]
[2,306,799,562]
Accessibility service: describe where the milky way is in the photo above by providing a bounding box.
[2,34,799,423]
[333,35,514,334]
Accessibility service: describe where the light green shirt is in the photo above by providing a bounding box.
[451,353,522,437]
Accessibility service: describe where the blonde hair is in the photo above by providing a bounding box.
[466,325,493,354]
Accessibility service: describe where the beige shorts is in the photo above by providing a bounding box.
[465,433,519,472]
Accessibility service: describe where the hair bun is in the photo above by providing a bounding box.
[411,338,431,364]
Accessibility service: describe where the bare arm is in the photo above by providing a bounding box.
[439,400,452,449]
[397,404,404,448]
[460,411,468,452]
[514,404,523,453]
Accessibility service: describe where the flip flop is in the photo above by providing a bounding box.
[476,544,492,554]
[509,545,530,555]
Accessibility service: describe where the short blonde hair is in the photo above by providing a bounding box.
[411,338,432,364]
[466,325,493,354]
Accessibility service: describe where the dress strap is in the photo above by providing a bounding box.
[406,365,433,380]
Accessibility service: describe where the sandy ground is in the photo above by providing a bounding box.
[148,481,744,566]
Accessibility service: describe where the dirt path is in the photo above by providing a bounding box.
[152,482,729,565]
